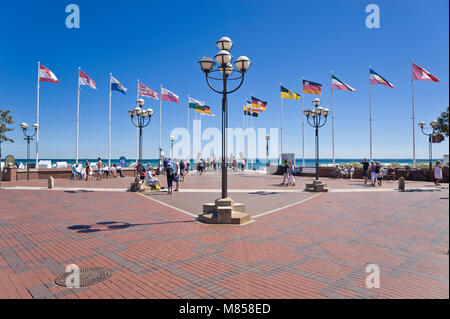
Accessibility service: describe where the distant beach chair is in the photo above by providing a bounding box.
[38,160,52,169]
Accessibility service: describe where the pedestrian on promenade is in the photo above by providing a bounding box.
[179,160,186,182]
[174,161,180,191]
[85,159,92,181]
[434,161,443,186]
[361,158,369,184]
[97,158,103,181]
[163,158,168,176]
[166,163,174,194]
[375,162,382,186]
[370,161,377,186]
[280,160,289,186]
[287,161,296,186]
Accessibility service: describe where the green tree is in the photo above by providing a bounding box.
[0,110,14,185]
[435,106,449,140]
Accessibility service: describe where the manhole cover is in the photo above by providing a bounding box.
[54,267,112,287]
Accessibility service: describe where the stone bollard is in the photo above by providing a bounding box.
[398,177,405,191]
[48,176,55,189]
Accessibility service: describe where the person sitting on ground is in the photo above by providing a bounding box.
[145,167,162,189]
[72,163,83,180]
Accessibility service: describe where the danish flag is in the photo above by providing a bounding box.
[39,65,59,83]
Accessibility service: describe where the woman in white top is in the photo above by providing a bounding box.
[434,161,443,186]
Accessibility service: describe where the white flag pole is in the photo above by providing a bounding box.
[331,71,335,166]
[108,73,112,168]
[36,62,40,167]
[301,77,305,167]
[280,83,283,163]
[136,79,139,165]
[159,84,163,167]
[369,65,373,162]
[411,59,416,168]
[76,67,81,164]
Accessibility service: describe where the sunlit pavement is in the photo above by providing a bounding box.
[0,173,448,299]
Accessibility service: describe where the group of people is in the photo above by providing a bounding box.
[280,160,296,186]
[360,159,396,186]
[332,165,355,179]
[72,158,125,181]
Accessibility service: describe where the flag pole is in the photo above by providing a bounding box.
[331,71,335,166]
[411,59,416,168]
[159,84,163,169]
[369,65,373,162]
[251,109,254,171]
[108,73,112,168]
[187,95,190,163]
[76,67,81,164]
[280,83,283,164]
[136,79,139,165]
[301,77,305,167]
[36,62,40,167]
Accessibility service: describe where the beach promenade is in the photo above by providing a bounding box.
[0,173,448,299]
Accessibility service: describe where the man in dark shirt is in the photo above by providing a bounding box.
[280,161,289,186]
[163,158,169,176]
[361,158,370,184]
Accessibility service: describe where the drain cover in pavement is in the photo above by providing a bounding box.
[54,267,112,287]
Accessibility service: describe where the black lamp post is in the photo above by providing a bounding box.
[304,98,329,181]
[129,99,153,165]
[21,122,38,181]
[199,36,251,199]
[418,120,438,181]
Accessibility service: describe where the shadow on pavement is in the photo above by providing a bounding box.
[68,220,194,233]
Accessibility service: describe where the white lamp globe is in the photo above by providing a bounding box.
[234,56,251,73]
[216,37,233,51]
[215,50,232,65]
[199,56,215,73]
[21,123,28,130]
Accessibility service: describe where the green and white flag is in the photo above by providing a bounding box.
[189,97,206,111]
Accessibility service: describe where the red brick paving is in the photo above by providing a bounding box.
[0,175,448,299]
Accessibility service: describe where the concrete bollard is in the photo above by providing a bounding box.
[398,177,405,191]
[48,176,55,189]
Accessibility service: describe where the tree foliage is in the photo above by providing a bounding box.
[0,110,14,144]
[436,106,449,139]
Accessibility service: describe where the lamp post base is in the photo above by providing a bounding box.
[305,179,329,192]
[199,198,251,225]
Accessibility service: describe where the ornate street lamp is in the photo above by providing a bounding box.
[198,36,251,224]
[128,99,153,166]
[418,120,438,181]
[21,122,38,181]
[304,99,329,192]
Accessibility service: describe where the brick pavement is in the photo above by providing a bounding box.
[0,175,448,299]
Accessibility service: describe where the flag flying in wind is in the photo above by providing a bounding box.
[39,65,59,83]
[332,75,356,92]
[138,81,159,100]
[251,96,267,111]
[189,97,206,110]
[369,68,394,88]
[280,86,300,100]
[196,106,214,116]
[244,104,260,117]
[303,80,322,95]
[161,87,179,104]
[111,75,127,94]
[412,63,440,82]
[79,69,96,89]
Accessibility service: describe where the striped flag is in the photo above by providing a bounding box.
[281,85,300,100]
[79,69,96,89]
[332,75,356,92]
[251,96,267,111]
[138,81,159,100]
[303,80,322,95]
[369,68,394,88]
[161,87,179,104]
[189,97,206,110]
[39,65,59,83]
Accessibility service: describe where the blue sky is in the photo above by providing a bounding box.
[0,0,448,160]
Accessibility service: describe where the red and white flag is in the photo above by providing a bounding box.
[138,81,159,100]
[79,69,97,89]
[161,87,179,104]
[39,65,59,83]
[412,63,440,82]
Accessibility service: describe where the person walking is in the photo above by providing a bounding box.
[163,158,168,176]
[375,162,382,186]
[85,159,91,181]
[287,161,296,186]
[166,163,174,194]
[280,160,289,186]
[370,161,377,186]
[179,160,186,182]
[434,160,443,186]
[174,161,180,191]
[361,158,369,184]
[97,157,103,180]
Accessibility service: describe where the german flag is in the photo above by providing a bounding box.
[281,85,300,100]
[302,80,322,95]
[251,96,267,111]
[244,105,259,117]
[196,106,211,114]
